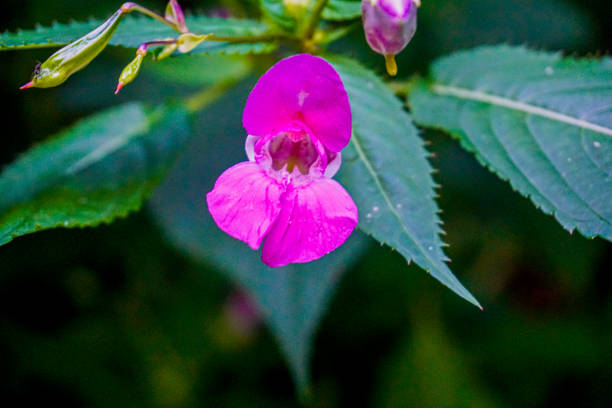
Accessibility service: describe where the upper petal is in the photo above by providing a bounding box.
[242,54,352,153]
[261,178,358,267]
[206,162,284,250]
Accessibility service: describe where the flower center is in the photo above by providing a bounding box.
[268,130,319,176]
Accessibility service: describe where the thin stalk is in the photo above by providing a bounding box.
[139,39,177,50]
[206,33,300,44]
[302,0,330,40]
[122,3,181,33]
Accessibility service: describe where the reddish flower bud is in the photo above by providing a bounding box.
[362,0,418,76]
[165,0,187,33]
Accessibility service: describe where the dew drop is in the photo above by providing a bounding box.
[372,205,379,212]
[545,66,554,75]
[593,141,601,148]
[366,213,372,219]
[567,157,572,163]
[395,203,402,209]
[428,246,433,251]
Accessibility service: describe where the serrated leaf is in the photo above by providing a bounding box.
[323,0,361,21]
[0,15,276,55]
[148,82,368,394]
[0,102,192,246]
[409,45,612,240]
[328,56,480,308]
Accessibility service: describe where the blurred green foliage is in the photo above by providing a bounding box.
[1,0,610,406]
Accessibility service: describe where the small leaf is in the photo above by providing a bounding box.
[409,45,612,240]
[0,15,276,55]
[0,102,192,245]
[329,56,481,308]
[323,0,362,21]
[149,82,368,394]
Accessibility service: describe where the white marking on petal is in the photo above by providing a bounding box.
[298,90,308,107]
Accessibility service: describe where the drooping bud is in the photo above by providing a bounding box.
[115,46,146,94]
[361,0,418,76]
[21,7,128,89]
[165,0,187,33]
[176,33,211,54]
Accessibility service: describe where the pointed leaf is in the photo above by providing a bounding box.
[0,102,192,245]
[328,56,481,308]
[0,15,276,55]
[409,45,612,240]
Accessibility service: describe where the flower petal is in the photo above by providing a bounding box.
[206,162,284,250]
[243,54,352,152]
[261,179,358,267]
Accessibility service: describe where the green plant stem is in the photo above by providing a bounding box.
[303,0,330,40]
[184,80,239,114]
[206,33,299,44]
[127,4,181,33]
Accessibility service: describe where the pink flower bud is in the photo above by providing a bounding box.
[362,0,418,75]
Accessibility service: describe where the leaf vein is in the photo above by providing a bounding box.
[433,84,612,137]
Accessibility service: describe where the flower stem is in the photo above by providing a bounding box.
[206,33,300,44]
[302,0,330,41]
[122,2,181,33]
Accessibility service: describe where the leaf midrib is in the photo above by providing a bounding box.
[350,131,439,271]
[432,84,612,137]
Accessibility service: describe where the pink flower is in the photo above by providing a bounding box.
[362,0,418,75]
[206,54,358,267]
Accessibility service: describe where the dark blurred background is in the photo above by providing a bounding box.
[1,1,611,406]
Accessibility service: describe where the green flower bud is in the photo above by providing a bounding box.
[115,47,146,94]
[156,43,178,61]
[176,33,211,54]
[21,7,127,90]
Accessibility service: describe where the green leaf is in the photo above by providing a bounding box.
[329,56,481,308]
[323,0,361,21]
[148,82,368,394]
[0,102,192,246]
[0,15,276,55]
[260,0,296,31]
[409,45,612,240]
